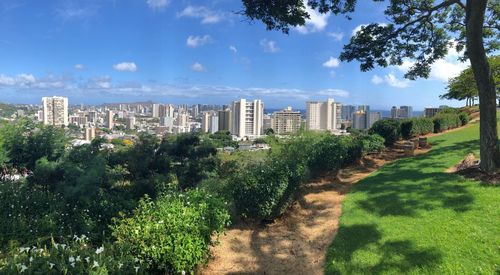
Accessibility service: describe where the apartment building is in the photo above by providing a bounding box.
[230,99,264,138]
[42,96,68,127]
[306,98,341,132]
[271,107,301,134]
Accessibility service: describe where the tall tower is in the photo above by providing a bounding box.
[230,99,264,138]
[42,96,68,127]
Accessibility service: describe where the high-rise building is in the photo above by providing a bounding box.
[159,104,174,118]
[399,106,413,118]
[126,116,136,129]
[271,107,301,134]
[152,104,160,118]
[218,109,232,132]
[306,98,341,132]
[84,127,96,141]
[391,106,399,119]
[425,107,440,118]
[106,110,114,129]
[42,96,68,127]
[367,112,382,128]
[202,112,211,133]
[230,99,264,138]
[341,105,356,120]
[353,111,367,129]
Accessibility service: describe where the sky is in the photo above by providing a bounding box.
[0,0,468,110]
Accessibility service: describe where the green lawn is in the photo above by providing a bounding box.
[325,115,500,274]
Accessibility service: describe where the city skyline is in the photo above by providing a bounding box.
[0,1,468,109]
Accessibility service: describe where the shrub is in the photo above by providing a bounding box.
[308,135,362,176]
[400,118,434,139]
[433,113,462,133]
[0,236,145,274]
[360,134,385,154]
[111,190,230,274]
[458,112,470,126]
[232,156,306,221]
[369,119,401,146]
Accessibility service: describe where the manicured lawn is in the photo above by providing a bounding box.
[325,115,500,274]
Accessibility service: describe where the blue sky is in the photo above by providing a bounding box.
[0,0,468,110]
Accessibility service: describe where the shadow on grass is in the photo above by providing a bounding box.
[351,140,479,217]
[325,224,442,274]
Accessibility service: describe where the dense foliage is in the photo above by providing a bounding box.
[369,119,401,146]
[111,190,230,274]
[359,134,385,154]
[400,118,434,139]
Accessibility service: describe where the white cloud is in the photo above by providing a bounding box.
[190,62,206,72]
[371,73,409,88]
[318,89,349,97]
[146,0,170,11]
[296,5,329,34]
[186,35,213,48]
[113,62,137,72]
[371,75,384,84]
[396,43,468,82]
[260,39,280,53]
[327,32,344,41]
[74,64,84,70]
[178,5,221,24]
[322,57,340,68]
[351,23,387,37]
[229,45,237,53]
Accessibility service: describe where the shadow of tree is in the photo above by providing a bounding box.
[325,224,442,274]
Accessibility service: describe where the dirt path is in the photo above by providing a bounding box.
[202,147,430,275]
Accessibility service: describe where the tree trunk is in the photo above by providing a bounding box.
[466,0,500,172]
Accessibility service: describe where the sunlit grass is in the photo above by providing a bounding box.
[325,113,500,274]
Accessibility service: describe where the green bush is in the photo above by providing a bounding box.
[232,156,306,221]
[359,134,385,154]
[111,190,230,274]
[0,236,145,274]
[400,118,434,139]
[369,119,401,146]
[433,113,462,133]
[458,112,470,126]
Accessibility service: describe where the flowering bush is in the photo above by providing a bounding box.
[0,236,146,274]
[111,189,230,274]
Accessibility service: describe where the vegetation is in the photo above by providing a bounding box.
[325,114,500,274]
[369,119,401,146]
[400,118,434,139]
[241,0,500,172]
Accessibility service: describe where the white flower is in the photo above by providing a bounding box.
[118,262,123,269]
[20,264,28,273]
[29,257,33,262]
[19,247,30,253]
[70,262,75,267]
[85,257,90,263]
[76,256,81,262]
[49,262,55,269]
[134,257,139,263]
[60,244,66,249]
[69,256,75,263]
[134,266,140,273]
[182,271,186,275]
[92,261,99,268]
[95,246,104,254]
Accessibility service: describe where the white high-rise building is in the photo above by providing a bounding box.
[42,96,68,127]
[230,99,264,138]
[202,111,219,133]
[126,116,136,130]
[306,98,341,132]
[106,110,114,129]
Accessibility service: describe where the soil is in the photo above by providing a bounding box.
[447,153,499,185]
[201,146,431,275]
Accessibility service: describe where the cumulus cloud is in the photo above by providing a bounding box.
[146,0,170,10]
[229,45,237,53]
[0,71,351,102]
[260,39,280,53]
[318,89,349,97]
[396,43,468,82]
[186,35,213,48]
[74,64,85,70]
[372,73,409,88]
[190,62,206,72]
[178,5,221,24]
[322,57,340,68]
[327,32,344,41]
[113,62,137,72]
[296,5,329,34]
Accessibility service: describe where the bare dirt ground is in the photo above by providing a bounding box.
[202,146,431,275]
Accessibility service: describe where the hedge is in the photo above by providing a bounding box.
[369,119,401,146]
[400,118,434,139]
[433,113,462,133]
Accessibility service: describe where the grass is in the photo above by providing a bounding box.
[325,114,500,274]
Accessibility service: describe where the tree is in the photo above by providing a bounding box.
[241,0,500,172]
[441,55,499,106]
